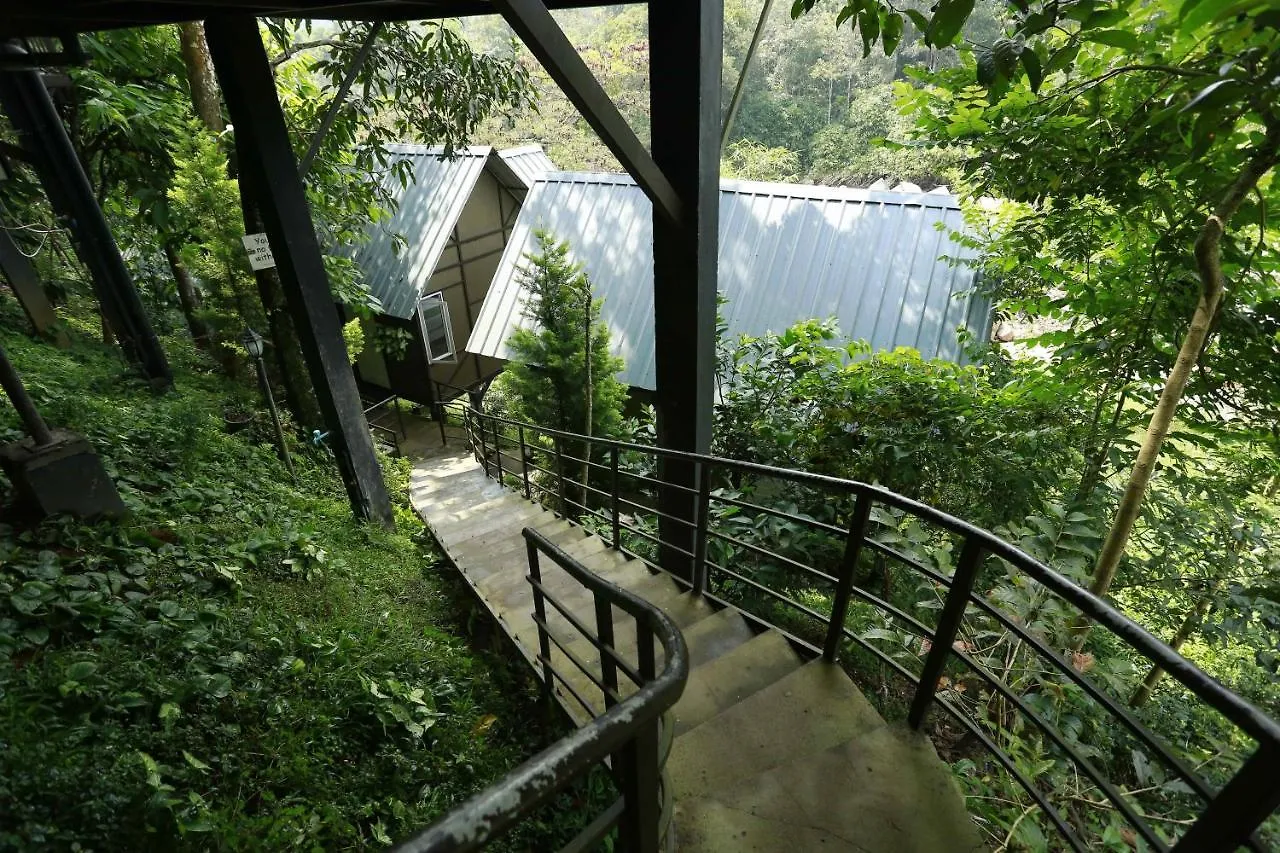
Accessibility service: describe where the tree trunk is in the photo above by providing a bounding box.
[178,22,225,133]
[1070,135,1278,648]
[1130,574,1226,708]
[162,241,209,348]
[1073,384,1129,506]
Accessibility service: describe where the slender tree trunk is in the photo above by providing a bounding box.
[162,242,209,348]
[178,22,225,133]
[1130,573,1226,708]
[239,184,323,431]
[1073,384,1129,506]
[1070,135,1278,649]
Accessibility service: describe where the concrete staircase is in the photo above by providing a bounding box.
[411,450,982,853]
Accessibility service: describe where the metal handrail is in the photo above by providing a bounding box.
[456,403,1280,853]
[392,528,688,853]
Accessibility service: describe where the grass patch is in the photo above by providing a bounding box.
[0,299,589,850]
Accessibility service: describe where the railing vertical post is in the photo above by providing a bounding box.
[908,536,985,729]
[823,492,872,661]
[610,445,621,549]
[1170,742,1280,853]
[595,595,617,711]
[525,534,553,691]
[692,461,712,597]
[615,615,661,853]
[518,425,531,499]
[553,435,567,515]
[492,416,504,485]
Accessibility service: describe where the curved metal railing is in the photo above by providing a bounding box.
[442,400,1280,853]
[392,527,689,853]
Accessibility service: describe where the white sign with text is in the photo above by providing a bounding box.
[241,233,276,271]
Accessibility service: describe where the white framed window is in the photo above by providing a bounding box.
[418,291,457,364]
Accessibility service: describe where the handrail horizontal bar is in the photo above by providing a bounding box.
[394,529,687,852]
[620,522,696,560]
[470,408,1280,746]
[546,657,601,718]
[832,628,1088,852]
[528,577,643,689]
[619,495,699,529]
[711,491,847,538]
[864,537,954,589]
[707,528,840,587]
[939,636,1167,847]
[617,466,701,496]
[558,797,624,853]
[954,573,1217,803]
[532,612,622,704]
[706,560,831,630]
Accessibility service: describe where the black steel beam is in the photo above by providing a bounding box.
[3,1,645,38]
[0,56,171,386]
[205,14,393,529]
[649,0,721,579]
[491,0,682,227]
[0,224,67,346]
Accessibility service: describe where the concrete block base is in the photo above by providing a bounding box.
[0,430,125,520]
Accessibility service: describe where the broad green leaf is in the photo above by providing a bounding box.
[183,751,212,772]
[1022,48,1044,92]
[1180,78,1242,113]
[65,661,97,681]
[926,0,975,47]
[882,12,904,55]
[1083,29,1143,51]
[1180,0,1236,30]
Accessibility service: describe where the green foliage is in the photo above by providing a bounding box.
[167,124,262,359]
[714,317,1084,526]
[0,309,585,850]
[502,230,627,441]
[342,317,366,364]
[722,140,802,182]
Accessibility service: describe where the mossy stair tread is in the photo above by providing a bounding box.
[672,629,803,736]
[667,659,883,801]
[673,725,983,853]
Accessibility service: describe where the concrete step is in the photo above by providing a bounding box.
[679,606,759,669]
[672,630,802,736]
[673,725,982,853]
[667,659,884,802]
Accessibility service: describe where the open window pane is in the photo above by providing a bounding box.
[418,292,456,364]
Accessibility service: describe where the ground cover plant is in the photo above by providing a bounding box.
[0,296,592,850]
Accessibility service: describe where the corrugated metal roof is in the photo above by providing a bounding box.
[468,173,991,391]
[347,144,491,319]
[497,145,557,189]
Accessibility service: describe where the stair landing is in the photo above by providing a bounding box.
[410,447,981,853]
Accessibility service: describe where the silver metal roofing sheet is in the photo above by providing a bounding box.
[467,173,991,391]
[348,144,490,319]
[497,145,557,190]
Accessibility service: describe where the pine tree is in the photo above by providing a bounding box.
[505,229,626,437]
[503,230,626,506]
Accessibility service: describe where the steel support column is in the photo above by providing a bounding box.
[649,0,721,580]
[0,58,170,385]
[0,224,67,346]
[204,15,393,529]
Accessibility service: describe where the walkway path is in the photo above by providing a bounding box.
[410,445,982,852]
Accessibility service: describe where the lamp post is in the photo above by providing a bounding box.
[242,327,294,479]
